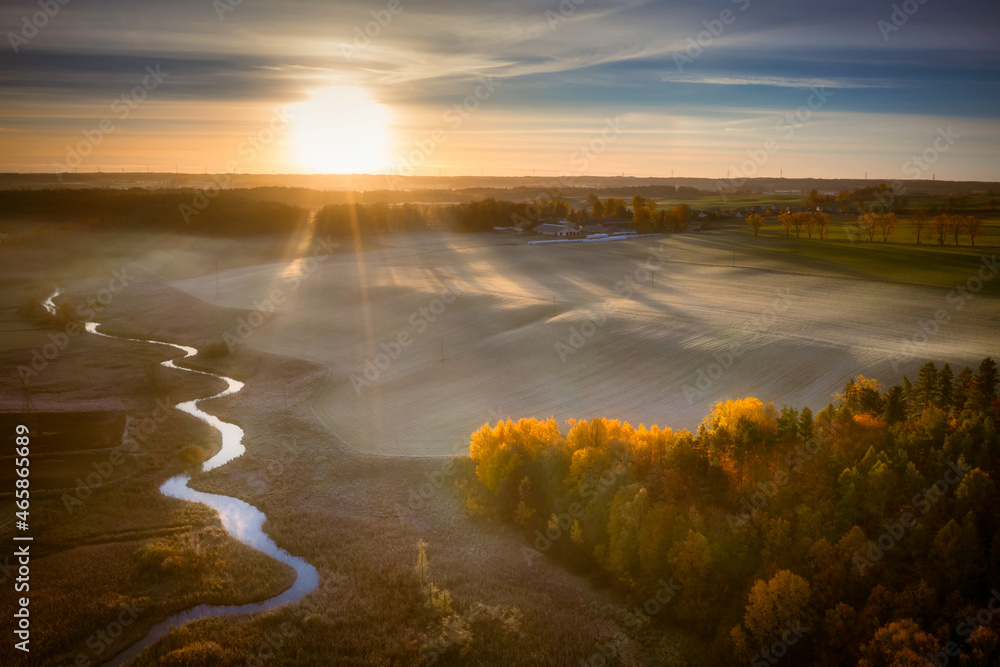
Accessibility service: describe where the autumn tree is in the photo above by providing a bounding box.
[804,214,817,239]
[966,215,982,246]
[837,376,884,414]
[858,619,942,666]
[813,211,830,239]
[949,214,965,245]
[932,214,948,245]
[603,197,629,218]
[742,570,812,651]
[860,213,879,242]
[791,212,808,238]
[779,212,794,238]
[667,204,691,232]
[632,195,657,233]
[878,212,897,242]
[587,193,603,219]
[700,397,778,477]
[746,213,765,237]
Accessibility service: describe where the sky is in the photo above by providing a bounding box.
[1,0,999,180]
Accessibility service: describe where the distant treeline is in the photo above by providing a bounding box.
[247,185,713,209]
[313,196,678,235]
[454,358,1000,665]
[0,188,305,236]
[314,198,585,236]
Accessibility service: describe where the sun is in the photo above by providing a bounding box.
[292,86,390,174]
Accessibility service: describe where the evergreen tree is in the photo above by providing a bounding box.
[938,363,954,415]
[913,361,939,411]
[953,367,974,414]
[799,407,814,440]
[973,357,998,411]
[883,385,906,424]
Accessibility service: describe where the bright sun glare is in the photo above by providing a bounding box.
[293,86,390,174]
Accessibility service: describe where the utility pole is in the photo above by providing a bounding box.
[440,339,444,362]
[215,260,221,299]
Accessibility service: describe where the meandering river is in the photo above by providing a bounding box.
[71,318,319,665]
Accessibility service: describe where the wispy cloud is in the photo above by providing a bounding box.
[659,73,897,89]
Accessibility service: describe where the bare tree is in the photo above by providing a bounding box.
[912,208,928,244]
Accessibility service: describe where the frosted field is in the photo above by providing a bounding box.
[171,232,1000,456]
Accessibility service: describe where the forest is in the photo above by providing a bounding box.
[0,188,305,236]
[454,358,1000,665]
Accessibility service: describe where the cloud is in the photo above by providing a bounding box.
[659,73,898,89]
